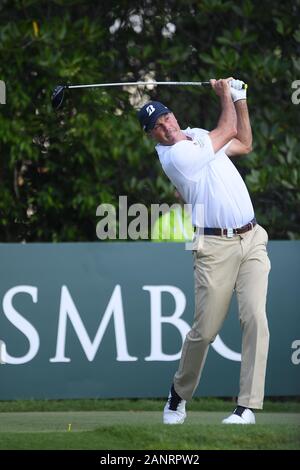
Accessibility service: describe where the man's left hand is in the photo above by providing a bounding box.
[229,79,247,102]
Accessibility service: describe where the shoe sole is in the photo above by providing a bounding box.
[163,415,186,425]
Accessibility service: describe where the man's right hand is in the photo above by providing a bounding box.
[210,78,233,99]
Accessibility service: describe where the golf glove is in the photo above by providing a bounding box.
[229,79,247,102]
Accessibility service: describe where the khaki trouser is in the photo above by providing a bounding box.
[174,224,271,409]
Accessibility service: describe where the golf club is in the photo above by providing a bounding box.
[51,80,247,110]
[51,81,211,110]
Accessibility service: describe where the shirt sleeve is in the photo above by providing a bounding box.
[169,133,215,181]
[219,139,233,157]
[191,127,232,157]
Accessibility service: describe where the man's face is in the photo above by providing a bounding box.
[150,113,181,145]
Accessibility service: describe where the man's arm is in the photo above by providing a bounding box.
[226,89,253,156]
[226,79,252,157]
[209,78,237,153]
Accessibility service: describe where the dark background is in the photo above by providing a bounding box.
[0,0,299,241]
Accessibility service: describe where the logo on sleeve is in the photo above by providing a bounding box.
[196,138,204,148]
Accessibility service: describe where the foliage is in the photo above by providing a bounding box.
[0,0,299,241]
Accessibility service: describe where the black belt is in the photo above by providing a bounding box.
[194,217,257,237]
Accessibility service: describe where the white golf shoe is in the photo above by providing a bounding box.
[163,384,186,424]
[222,407,256,424]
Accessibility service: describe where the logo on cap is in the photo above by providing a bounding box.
[146,105,155,116]
[137,101,172,132]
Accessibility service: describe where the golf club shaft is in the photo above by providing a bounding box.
[67,81,211,89]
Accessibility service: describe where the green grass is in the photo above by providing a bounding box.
[0,410,299,450]
[0,397,299,412]
[1,425,299,450]
[0,399,299,450]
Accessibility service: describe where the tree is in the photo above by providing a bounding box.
[0,0,299,241]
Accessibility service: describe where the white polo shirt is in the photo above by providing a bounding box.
[155,127,254,228]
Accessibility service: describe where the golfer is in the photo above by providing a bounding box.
[137,78,271,425]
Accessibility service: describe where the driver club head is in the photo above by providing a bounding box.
[51,85,66,110]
